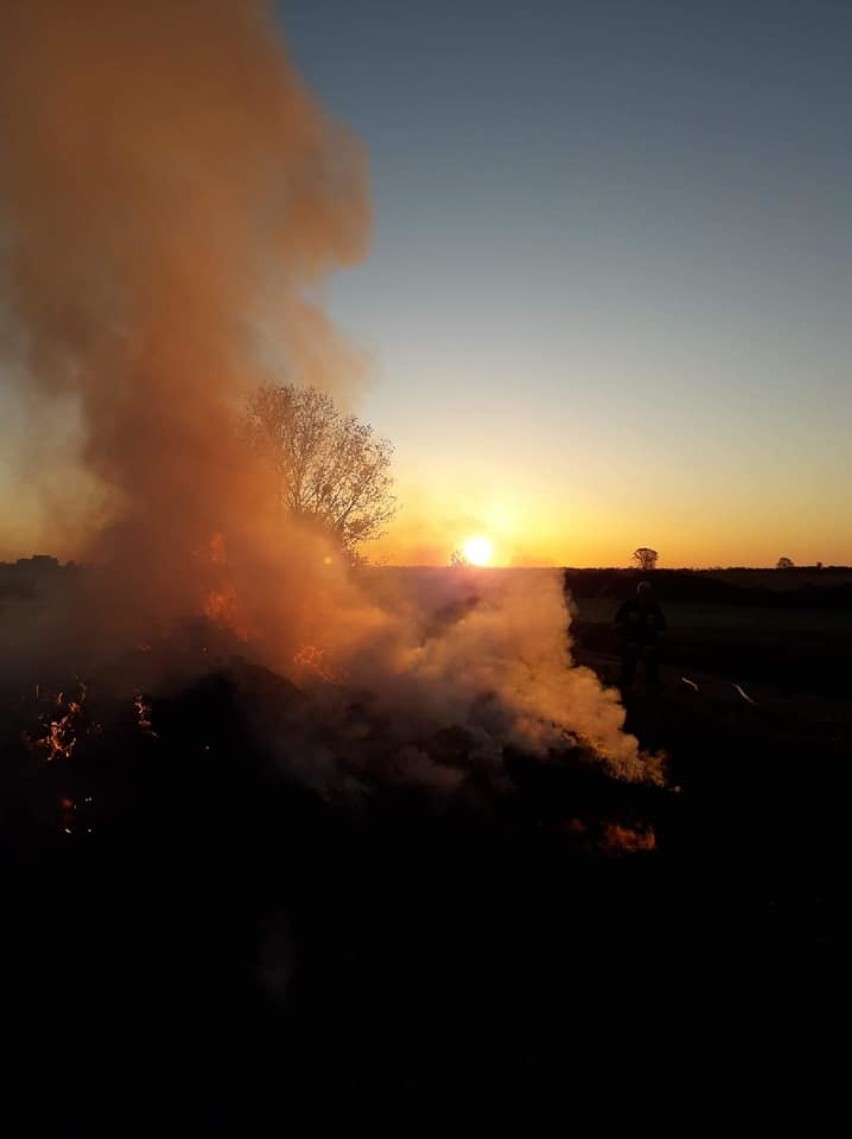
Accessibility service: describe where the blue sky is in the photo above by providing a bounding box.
[275,0,852,566]
[3,2,846,566]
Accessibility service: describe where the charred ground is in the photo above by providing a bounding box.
[0,564,847,1127]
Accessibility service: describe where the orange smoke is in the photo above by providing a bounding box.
[201,533,248,639]
[0,4,664,788]
[0,0,369,639]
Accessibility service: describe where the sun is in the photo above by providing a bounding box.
[462,535,493,566]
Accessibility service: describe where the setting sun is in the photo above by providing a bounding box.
[462,535,493,566]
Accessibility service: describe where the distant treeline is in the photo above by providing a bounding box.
[0,556,80,600]
[564,567,852,611]
[4,556,852,613]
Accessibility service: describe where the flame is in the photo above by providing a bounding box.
[201,532,248,638]
[600,821,657,856]
[208,532,228,567]
[203,585,245,633]
[134,692,156,735]
[292,643,341,684]
[35,689,85,761]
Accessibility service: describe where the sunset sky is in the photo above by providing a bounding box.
[1,2,850,569]
[281,0,851,567]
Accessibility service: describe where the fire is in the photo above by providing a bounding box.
[203,585,244,632]
[0,0,668,863]
[134,693,156,736]
[34,687,87,762]
[208,532,228,567]
[292,644,341,683]
[201,533,248,639]
[600,822,657,856]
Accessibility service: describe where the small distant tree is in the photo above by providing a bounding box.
[449,548,468,567]
[245,383,397,561]
[776,556,795,570]
[632,547,659,571]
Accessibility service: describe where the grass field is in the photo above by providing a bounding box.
[573,596,852,635]
[570,596,852,699]
[702,567,852,590]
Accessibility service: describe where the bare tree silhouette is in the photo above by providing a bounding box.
[246,383,396,561]
[632,547,659,571]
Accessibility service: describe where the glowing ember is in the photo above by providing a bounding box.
[600,822,657,856]
[134,693,156,735]
[34,688,88,761]
[208,532,228,567]
[292,644,341,683]
[203,585,246,636]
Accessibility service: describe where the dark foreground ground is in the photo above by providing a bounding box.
[2,584,850,1129]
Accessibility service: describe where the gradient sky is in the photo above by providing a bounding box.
[1,2,849,568]
[279,0,852,567]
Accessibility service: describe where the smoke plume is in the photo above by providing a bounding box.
[0,2,659,784]
[0,0,367,629]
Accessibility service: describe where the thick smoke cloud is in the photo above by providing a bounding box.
[0,2,660,784]
[325,567,662,785]
[0,0,368,632]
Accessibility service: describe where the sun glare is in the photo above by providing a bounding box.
[462,535,493,566]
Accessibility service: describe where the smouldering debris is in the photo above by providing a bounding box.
[30,683,90,761]
[292,644,341,683]
[134,692,157,736]
[600,821,657,856]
